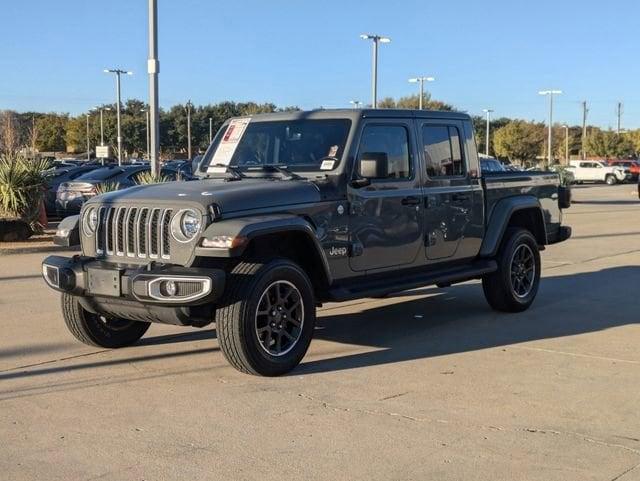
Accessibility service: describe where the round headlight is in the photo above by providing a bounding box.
[84,208,98,236]
[171,209,201,242]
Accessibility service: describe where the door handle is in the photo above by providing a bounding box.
[451,193,470,202]
[401,196,420,206]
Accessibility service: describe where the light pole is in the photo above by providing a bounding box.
[98,107,111,147]
[482,109,494,156]
[349,100,362,108]
[539,90,562,167]
[104,68,133,165]
[85,112,92,161]
[185,100,193,160]
[209,117,213,143]
[408,76,435,110]
[360,34,390,108]
[140,108,150,160]
[148,0,160,175]
[562,124,569,165]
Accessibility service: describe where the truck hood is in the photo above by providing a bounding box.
[88,178,323,214]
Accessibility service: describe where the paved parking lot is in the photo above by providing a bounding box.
[1,184,639,480]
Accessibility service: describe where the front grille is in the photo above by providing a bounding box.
[96,206,173,260]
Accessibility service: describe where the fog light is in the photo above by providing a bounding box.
[164,280,177,296]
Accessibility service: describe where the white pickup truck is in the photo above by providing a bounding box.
[567,160,627,185]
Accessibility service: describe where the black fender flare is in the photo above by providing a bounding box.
[54,214,80,247]
[479,196,547,258]
[197,214,332,284]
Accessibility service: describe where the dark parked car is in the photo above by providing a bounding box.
[55,164,187,217]
[162,160,194,178]
[43,109,571,376]
[480,156,506,173]
[43,164,103,216]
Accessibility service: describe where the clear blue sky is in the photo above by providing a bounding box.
[1,0,638,128]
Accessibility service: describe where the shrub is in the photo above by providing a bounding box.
[0,154,49,230]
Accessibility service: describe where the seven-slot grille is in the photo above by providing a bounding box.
[95,206,173,260]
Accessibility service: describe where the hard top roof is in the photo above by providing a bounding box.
[229,108,471,123]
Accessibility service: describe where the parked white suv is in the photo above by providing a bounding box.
[567,160,626,185]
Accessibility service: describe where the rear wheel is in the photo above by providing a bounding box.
[216,258,315,376]
[61,293,150,348]
[482,228,541,312]
[605,174,617,185]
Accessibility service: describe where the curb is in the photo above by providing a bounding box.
[0,245,80,256]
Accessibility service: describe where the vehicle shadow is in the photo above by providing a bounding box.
[296,266,639,375]
[572,200,638,205]
[2,268,636,383]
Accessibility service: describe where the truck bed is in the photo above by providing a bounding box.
[482,171,562,241]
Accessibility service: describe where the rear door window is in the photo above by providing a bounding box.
[422,125,466,177]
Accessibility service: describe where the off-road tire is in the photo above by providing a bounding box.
[605,174,616,185]
[482,228,541,313]
[61,293,150,348]
[216,258,315,376]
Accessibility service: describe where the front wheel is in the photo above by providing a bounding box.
[482,228,541,312]
[61,293,150,348]
[216,259,316,376]
[605,174,617,185]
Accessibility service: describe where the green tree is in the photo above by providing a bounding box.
[377,93,454,111]
[473,116,510,157]
[585,130,633,159]
[35,114,68,152]
[493,120,545,164]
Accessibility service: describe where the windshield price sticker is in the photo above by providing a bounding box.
[320,159,335,170]
[207,117,251,172]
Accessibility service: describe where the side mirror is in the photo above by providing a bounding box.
[358,152,388,179]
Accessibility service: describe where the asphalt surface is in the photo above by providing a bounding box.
[1,184,639,480]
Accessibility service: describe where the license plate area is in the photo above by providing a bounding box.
[87,267,122,297]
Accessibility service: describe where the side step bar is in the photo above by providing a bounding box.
[328,259,497,302]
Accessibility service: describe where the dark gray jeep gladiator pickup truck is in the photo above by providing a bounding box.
[42,109,571,376]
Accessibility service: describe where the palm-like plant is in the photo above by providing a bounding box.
[0,154,49,228]
[94,181,120,196]
[135,171,171,185]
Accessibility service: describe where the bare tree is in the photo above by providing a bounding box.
[0,110,20,155]
[27,115,39,156]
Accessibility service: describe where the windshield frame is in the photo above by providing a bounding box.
[197,118,352,177]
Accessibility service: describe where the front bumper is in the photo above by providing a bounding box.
[42,255,226,325]
[548,225,572,245]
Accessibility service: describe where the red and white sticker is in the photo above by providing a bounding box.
[207,117,251,172]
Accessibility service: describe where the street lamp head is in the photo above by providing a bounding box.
[539,89,563,95]
[360,34,390,43]
[482,108,494,113]
[408,78,418,83]
[409,76,435,83]
[126,71,133,75]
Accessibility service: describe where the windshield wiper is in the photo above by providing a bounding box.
[252,164,304,180]
[206,163,245,180]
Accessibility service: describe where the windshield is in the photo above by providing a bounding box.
[200,119,351,174]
